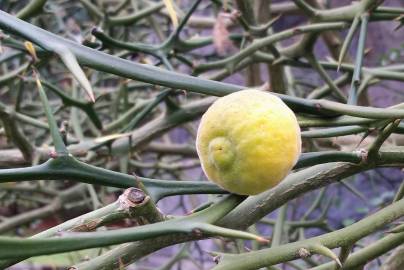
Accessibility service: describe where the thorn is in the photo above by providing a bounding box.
[272,56,286,66]
[338,16,360,72]
[393,15,404,31]
[24,41,38,63]
[55,46,96,103]
[132,172,141,188]
[205,249,220,258]
[364,47,372,55]
[256,236,270,244]
[387,223,404,234]
[188,201,214,215]
[336,258,342,267]
[309,243,341,267]
[32,69,41,87]
[60,120,69,145]
[256,82,270,92]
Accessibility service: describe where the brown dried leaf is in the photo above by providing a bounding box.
[213,11,239,56]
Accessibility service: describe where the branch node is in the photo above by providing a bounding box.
[49,150,58,159]
[298,247,311,258]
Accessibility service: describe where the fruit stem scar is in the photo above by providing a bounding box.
[208,137,236,170]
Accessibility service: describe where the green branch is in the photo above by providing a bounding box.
[213,197,404,270]
[0,156,226,201]
[0,195,269,259]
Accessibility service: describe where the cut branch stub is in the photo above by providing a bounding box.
[118,188,149,210]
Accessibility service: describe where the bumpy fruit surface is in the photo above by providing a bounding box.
[196,90,301,195]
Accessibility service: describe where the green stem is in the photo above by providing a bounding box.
[295,151,362,169]
[16,0,47,20]
[367,119,401,161]
[305,53,347,102]
[338,16,360,69]
[0,196,264,259]
[309,232,404,270]
[271,204,288,247]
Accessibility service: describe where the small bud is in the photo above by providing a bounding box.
[60,121,69,145]
[49,150,58,159]
[298,247,311,258]
[355,149,368,163]
[91,27,102,36]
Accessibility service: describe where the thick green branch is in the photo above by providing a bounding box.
[0,156,226,201]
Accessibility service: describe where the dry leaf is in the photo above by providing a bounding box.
[213,10,239,56]
[163,0,179,28]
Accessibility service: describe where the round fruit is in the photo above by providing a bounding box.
[196,89,301,195]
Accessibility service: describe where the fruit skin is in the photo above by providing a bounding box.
[196,89,301,195]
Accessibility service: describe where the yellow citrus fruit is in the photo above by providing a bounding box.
[196,89,301,195]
